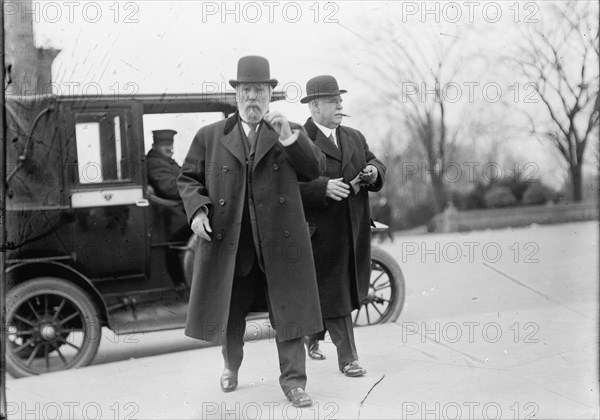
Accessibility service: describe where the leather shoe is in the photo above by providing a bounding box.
[304,336,326,360]
[220,368,238,392]
[286,387,313,408]
[342,360,366,377]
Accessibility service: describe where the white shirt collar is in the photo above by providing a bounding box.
[314,121,337,141]
[241,120,260,136]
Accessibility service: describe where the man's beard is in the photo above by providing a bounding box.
[242,104,265,124]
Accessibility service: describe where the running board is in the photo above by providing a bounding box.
[107,302,268,334]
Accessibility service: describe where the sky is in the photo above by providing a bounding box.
[33,0,529,111]
[22,0,599,184]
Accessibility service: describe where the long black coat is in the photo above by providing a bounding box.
[177,113,325,343]
[300,118,386,318]
[146,149,182,200]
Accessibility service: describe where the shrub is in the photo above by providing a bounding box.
[399,202,438,230]
[450,182,487,210]
[483,185,517,208]
[496,177,530,202]
[522,182,556,205]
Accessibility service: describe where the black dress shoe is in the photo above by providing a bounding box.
[304,336,326,360]
[286,387,313,408]
[220,368,238,392]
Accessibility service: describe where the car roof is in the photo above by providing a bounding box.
[5,91,287,114]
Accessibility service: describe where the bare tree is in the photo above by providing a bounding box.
[514,0,599,201]
[341,19,481,213]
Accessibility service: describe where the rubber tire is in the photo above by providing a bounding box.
[6,277,102,377]
[365,246,406,324]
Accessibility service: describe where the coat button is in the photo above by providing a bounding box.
[273,163,279,171]
[219,199,225,206]
[216,233,223,240]
[284,230,290,238]
[279,196,285,204]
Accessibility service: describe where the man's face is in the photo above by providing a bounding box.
[236,83,271,124]
[312,95,344,129]
[156,143,174,158]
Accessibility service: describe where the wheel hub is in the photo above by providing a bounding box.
[364,287,386,305]
[39,323,58,341]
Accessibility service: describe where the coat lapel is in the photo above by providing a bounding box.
[219,113,246,165]
[219,130,246,165]
[315,130,342,161]
[252,122,279,169]
[338,126,355,172]
[305,117,341,161]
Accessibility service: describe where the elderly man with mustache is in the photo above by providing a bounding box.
[178,56,326,407]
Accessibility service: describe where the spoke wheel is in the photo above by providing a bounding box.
[353,246,405,327]
[6,277,101,377]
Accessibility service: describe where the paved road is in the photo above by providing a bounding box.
[5,221,599,419]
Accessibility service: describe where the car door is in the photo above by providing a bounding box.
[63,101,149,283]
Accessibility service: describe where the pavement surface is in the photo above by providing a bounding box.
[4,221,599,419]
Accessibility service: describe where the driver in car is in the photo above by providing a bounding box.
[146,129,182,200]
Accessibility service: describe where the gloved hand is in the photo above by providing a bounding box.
[359,165,378,185]
[191,208,212,241]
[349,165,379,194]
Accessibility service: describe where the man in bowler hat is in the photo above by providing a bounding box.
[146,129,182,200]
[178,56,325,407]
[299,75,386,377]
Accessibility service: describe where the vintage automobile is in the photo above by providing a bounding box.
[3,92,405,377]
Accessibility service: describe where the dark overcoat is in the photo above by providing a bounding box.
[177,113,324,343]
[146,149,182,200]
[299,118,386,318]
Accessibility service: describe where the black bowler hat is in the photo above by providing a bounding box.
[229,55,278,88]
[300,75,347,104]
[152,129,177,145]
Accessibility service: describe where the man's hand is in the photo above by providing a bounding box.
[191,209,212,241]
[326,177,350,201]
[263,111,293,139]
[359,165,378,185]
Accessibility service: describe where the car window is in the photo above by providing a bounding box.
[74,112,132,184]
[143,112,226,165]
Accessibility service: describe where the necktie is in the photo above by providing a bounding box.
[247,124,257,148]
[328,134,337,148]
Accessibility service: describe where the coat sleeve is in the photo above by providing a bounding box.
[299,176,330,208]
[177,128,213,224]
[360,131,386,192]
[147,158,181,200]
[280,129,326,182]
